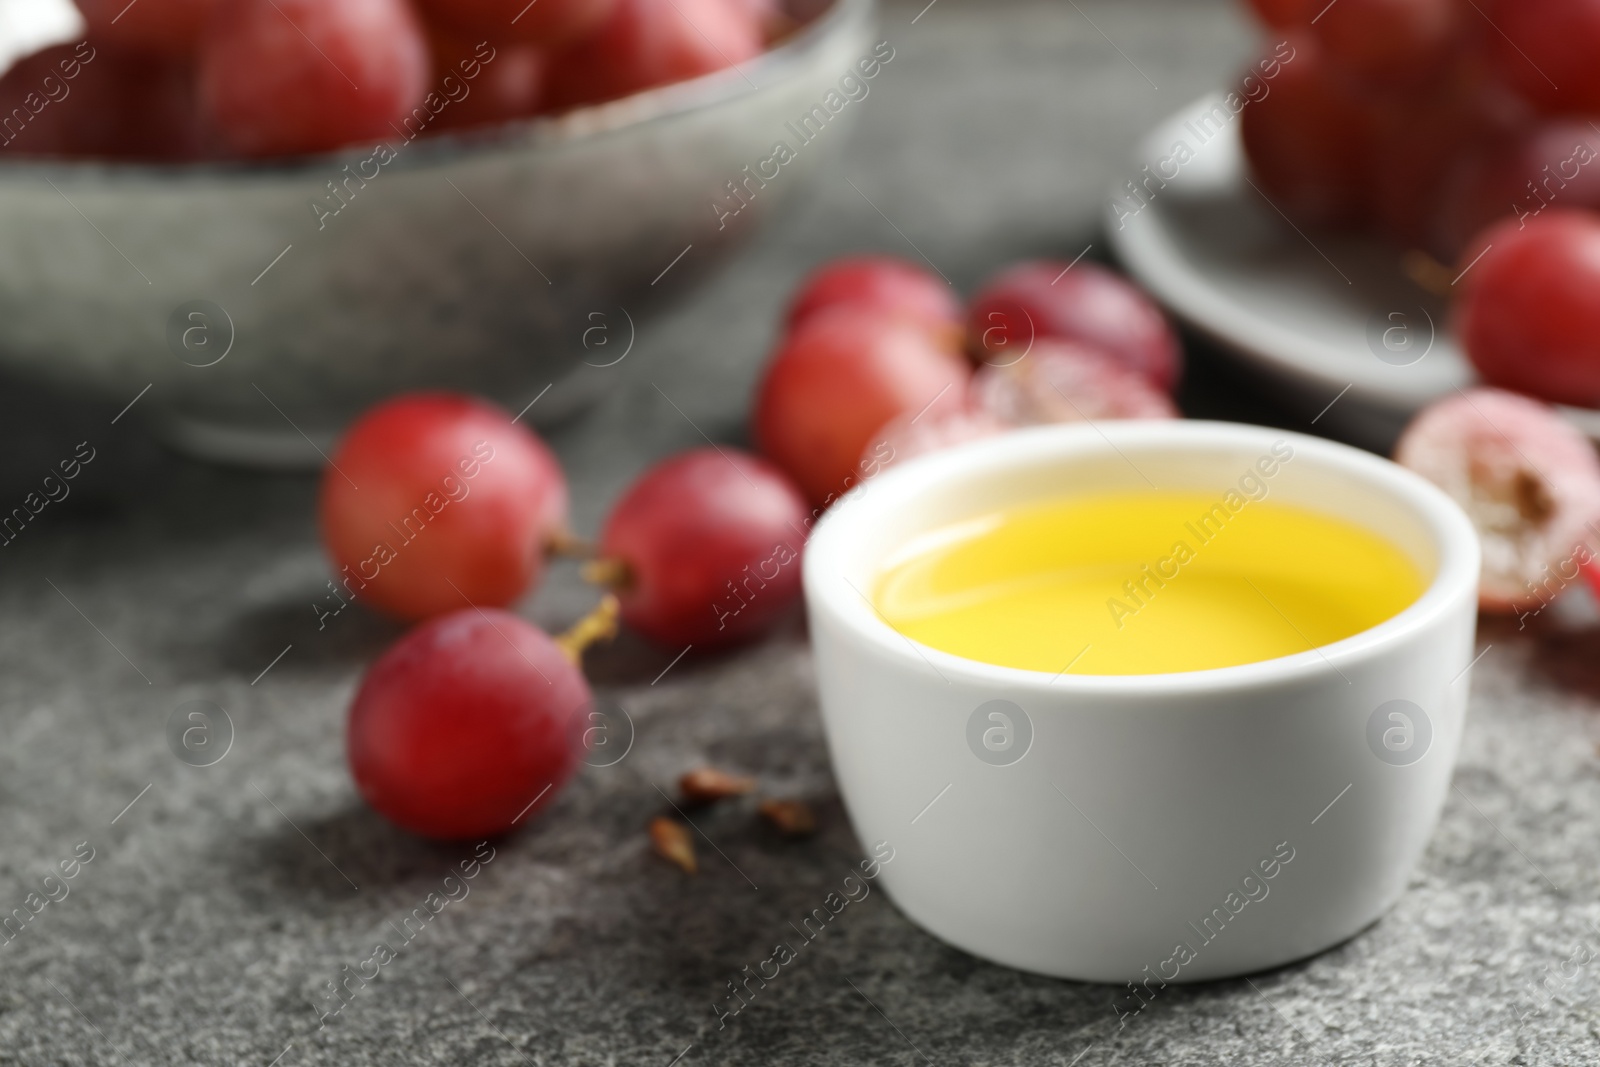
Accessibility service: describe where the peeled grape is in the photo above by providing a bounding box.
[966,260,1182,391]
[753,306,970,506]
[973,341,1180,423]
[199,0,429,157]
[1457,210,1600,409]
[348,608,588,839]
[785,255,960,337]
[318,393,568,622]
[595,448,809,649]
[1396,388,1600,612]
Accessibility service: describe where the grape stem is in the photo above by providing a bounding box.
[580,557,634,592]
[556,594,621,666]
[1402,250,1455,298]
[545,528,597,559]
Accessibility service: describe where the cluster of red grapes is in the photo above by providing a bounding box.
[325,253,1180,841]
[752,254,1182,509]
[1242,2,1600,413]
[1240,0,1600,258]
[0,0,784,161]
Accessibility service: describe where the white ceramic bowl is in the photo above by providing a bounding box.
[803,421,1479,983]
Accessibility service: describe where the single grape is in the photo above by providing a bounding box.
[1239,35,1377,228]
[318,393,569,622]
[347,608,590,839]
[413,0,618,48]
[429,31,546,131]
[1457,210,1600,409]
[966,260,1182,391]
[1366,80,1499,248]
[1242,0,1311,28]
[1487,0,1600,115]
[199,0,429,157]
[0,44,208,161]
[1312,0,1456,85]
[592,448,809,649]
[865,407,1008,473]
[76,0,218,56]
[973,341,1180,424]
[546,0,760,108]
[1428,122,1600,261]
[753,306,970,506]
[1395,388,1600,612]
[785,256,961,338]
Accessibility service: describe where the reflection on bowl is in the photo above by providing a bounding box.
[0,0,874,464]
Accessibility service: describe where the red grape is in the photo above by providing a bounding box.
[1428,122,1600,260]
[1366,79,1499,248]
[348,608,589,839]
[319,393,569,622]
[753,307,970,506]
[199,0,429,157]
[429,32,547,130]
[966,260,1182,391]
[414,0,617,48]
[1487,0,1600,115]
[1242,0,1311,28]
[1312,0,1456,86]
[547,0,760,108]
[594,448,809,649]
[785,256,961,337]
[0,44,207,161]
[1395,388,1600,612]
[867,407,1008,473]
[973,341,1180,424]
[1240,34,1377,228]
[1457,210,1600,409]
[76,0,218,56]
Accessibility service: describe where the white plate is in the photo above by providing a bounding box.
[1106,93,1600,450]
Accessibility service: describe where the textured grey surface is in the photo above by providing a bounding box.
[0,1,1594,1064]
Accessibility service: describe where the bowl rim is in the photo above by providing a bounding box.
[801,420,1481,696]
[0,0,873,182]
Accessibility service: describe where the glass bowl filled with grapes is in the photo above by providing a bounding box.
[0,0,873,462]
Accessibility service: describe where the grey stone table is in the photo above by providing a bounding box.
[1,1,1596,1064]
